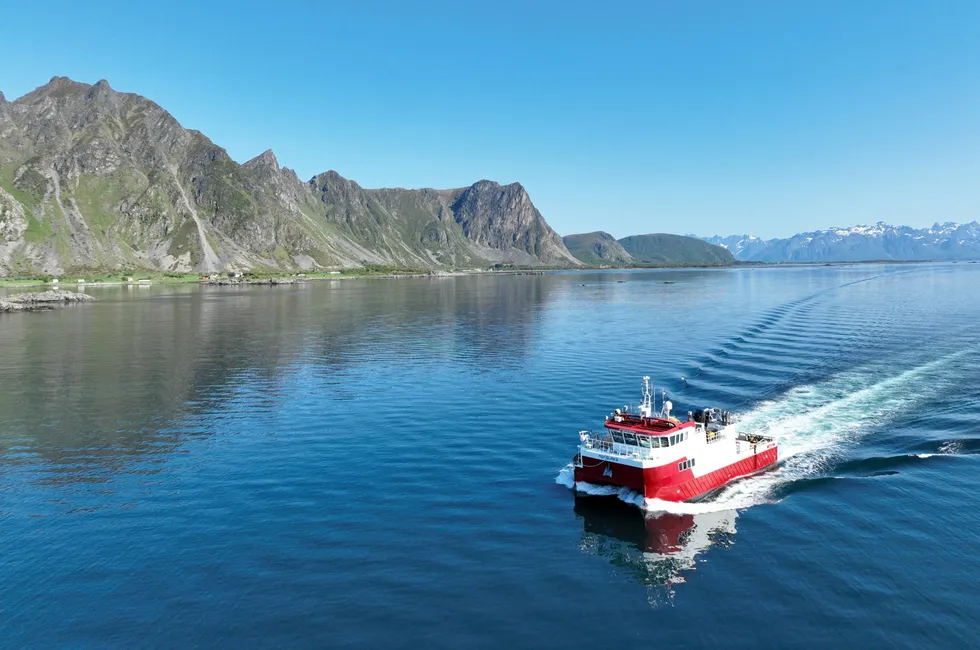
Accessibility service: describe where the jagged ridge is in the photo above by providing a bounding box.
[0,77,581,275]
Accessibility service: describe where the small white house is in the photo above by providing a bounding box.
[77,279,86,284]
[328,271,341,275]
[51,278,59,284]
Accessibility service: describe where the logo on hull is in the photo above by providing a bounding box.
[603,464,613,478]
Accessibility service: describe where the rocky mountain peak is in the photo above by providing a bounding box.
[85,79,114,100]
[448,179,580,266]
[0,91,6,104]
[469,179,527,195]
[37,76,88,98]
[311,169,354,190]
[244,149,280,171]
[470,179,500,189]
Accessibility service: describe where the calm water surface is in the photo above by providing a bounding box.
[2,265,979,647]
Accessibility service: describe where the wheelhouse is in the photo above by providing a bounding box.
[605,422,695,449]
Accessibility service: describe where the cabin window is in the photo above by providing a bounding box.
[678,459,696,471]
[660,436,670,447]
[650,436,660,448]
[623,432,637,445]
[670,434,677,445]
[611,430,625,443]
[637,435,651,448]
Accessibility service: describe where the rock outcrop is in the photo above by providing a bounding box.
[0,289,95,312]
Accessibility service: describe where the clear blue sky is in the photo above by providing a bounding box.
[1,0,978,238]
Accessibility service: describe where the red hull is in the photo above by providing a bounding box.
[574,446,779,502]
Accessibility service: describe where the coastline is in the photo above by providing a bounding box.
[0,267,553,289]
[0,258,966,290]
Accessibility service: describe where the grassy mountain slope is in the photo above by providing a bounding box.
[562,231,634,266]
[618,233,735,266]
[0,77,580,275]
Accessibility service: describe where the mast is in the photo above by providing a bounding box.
[640,376,653,418]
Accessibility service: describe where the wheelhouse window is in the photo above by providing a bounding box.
[660,436,670,447]
[637,435,651,448]
[611,430,625,443]
[623,432,637,445]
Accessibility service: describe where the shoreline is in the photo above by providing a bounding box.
[0,267,554,289]
[0,258,969,290]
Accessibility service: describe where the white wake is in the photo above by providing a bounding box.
[557,345,980,514]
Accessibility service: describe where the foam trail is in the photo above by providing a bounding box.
[557,345,980,514]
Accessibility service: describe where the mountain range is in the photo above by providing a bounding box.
[700,222,980,262]
[0,77,581,275]
[6,77,966,277]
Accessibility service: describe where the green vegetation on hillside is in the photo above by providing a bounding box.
[618,233,735,267]
[562,231,634,266]
[0,77,581,276]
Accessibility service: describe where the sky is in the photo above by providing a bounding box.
[1,0,978,239]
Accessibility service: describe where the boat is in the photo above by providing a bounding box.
[572,377,778,502]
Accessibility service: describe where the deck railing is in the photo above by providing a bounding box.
[580,434,653,460]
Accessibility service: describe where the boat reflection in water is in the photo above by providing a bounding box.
[574,496,738,607]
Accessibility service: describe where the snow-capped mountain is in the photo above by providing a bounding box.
[698,221,980,262]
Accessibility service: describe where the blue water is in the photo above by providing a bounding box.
[2,265,979,647]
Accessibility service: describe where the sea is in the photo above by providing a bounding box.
[1,263,978,648]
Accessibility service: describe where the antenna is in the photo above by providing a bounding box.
[640,375,654,418]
